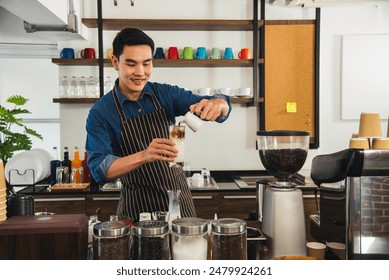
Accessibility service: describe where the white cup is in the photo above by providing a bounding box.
[181,111,203,132]
[237,87,251,96]
[195,87,211,96]
[306,242,326,260]
[191,173,204,187]
[216,87,232,96]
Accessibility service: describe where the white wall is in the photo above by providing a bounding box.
[1,2,389,171]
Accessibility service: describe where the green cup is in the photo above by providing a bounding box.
[180,46,194,59]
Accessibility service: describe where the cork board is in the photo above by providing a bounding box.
[264,23,315,138]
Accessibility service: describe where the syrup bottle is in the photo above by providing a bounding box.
[82,151,91,183]
[50,147,61,185]
[61,147,72,179]
[71,146,83,184]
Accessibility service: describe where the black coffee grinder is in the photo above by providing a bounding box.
[256,130,310,259]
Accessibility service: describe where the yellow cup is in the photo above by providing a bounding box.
[349,138,369,149]
[372,138,389,150]
[358,112,382,138]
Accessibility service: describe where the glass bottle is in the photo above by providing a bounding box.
[49,146,61,185]
[167,190,181,226]
[78,75,87,97]
[104,75,112,94]
[82,151,91,183]
[86,76,96,98]
[61,147,72,181]
[69,75,78,97]
[59,76,70,97]
[71,146,83,184]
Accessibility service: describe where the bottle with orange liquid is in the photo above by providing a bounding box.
[71,146,83,184]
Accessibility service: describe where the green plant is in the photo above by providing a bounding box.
[0,95,43,162]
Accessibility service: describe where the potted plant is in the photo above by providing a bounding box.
[0,95,43,163]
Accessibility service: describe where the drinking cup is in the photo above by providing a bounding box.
[326,242,346,260]
[60,48,75,59]
[108,49,114,59]
[238,48,250,59]
[154,47,164,59]
[56,166,69,186]
[152,211,170,222]
[81,48,96,59]
[372,138,389,150]
[194,47,207,60]
[179,46,194,59]
[216,87,232,96]
[209,47,221,59]
[349,138,369,149]
[169,124,185,167]
[181,111,203,132]
[71,167,84,185]
[194,87,211,96]
[223,47,234,59]
[165,47,179,59]
[306,242,326,260]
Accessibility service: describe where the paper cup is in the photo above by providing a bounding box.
[358,112,382,138]
[306,242,326,260]
[182,111,203,132]
[326,242,346,260]
[372,138,389,150]
[349,138,369,149]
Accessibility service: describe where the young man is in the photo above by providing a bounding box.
[86,28,231,221]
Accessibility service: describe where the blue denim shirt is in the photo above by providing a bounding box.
[86,79,231,184]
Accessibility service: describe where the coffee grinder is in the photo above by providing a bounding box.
[256,130,309,259]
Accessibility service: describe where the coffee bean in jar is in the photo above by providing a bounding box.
[132,220,170,260]
[211,218,247,260]
[93,220,131,260]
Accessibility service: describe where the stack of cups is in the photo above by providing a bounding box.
[0,161,7,223]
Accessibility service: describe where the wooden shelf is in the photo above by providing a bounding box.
[53,97,263,104]
[81,18,264,31]
[51,58,263,67]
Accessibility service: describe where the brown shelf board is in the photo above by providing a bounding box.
[52,58,262,67]
[53,97,263,104]
[82,18,264,31]
[53,98,98,104]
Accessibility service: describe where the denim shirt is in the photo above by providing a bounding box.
[85,79,231,184]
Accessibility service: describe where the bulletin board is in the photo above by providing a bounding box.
[264,22,316,138]
[341,34,389,120]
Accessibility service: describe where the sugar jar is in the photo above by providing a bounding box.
[92,220,131,260]
[211,218,247,260]
[171,217,208,260]
[132,220,170,260]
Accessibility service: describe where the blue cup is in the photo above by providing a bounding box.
[194,47,207,60]
[223,47,234,59]
[154,47,164,59]
[60,48,75,59]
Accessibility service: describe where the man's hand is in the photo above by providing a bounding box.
[189,98,229,121]
[142,138,178,163]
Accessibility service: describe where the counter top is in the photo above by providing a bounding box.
[15,170,318,196]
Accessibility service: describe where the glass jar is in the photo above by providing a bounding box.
[93,220,131,260]
[211,218,247,260]
[171,217,208,260]
[132,220,170,260]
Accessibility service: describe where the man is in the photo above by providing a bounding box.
[86,28,231,221]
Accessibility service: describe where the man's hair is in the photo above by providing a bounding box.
[112,28,155,58]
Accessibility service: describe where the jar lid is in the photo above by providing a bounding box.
[93,221,130,237]
[211,218,246,234]
[133,220,169,236]
[172,217,208,235]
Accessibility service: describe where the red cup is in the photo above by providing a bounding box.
[164,47,179,59]
[238,48,250,59]
[81,48,96,59]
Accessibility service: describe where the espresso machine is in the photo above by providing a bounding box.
[311,149,389,259]
[256,130,309,259]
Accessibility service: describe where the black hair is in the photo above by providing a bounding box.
[112,28,155,58]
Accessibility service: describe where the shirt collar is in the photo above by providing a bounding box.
[113,78,153,105]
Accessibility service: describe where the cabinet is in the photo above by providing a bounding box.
[33,194,87,215]
[86,193,120,221]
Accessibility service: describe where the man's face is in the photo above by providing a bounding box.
[112,44,153,97]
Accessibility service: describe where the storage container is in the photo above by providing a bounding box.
[211,218,247,260]
[171,217,208,260]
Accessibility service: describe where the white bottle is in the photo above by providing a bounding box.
[69,75,78,97]
[86,76,96,98]
[78,76,87,97]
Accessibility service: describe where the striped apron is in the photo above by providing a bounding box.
[112,88,196,221]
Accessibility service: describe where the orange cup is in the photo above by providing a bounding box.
[238,48,250,59]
